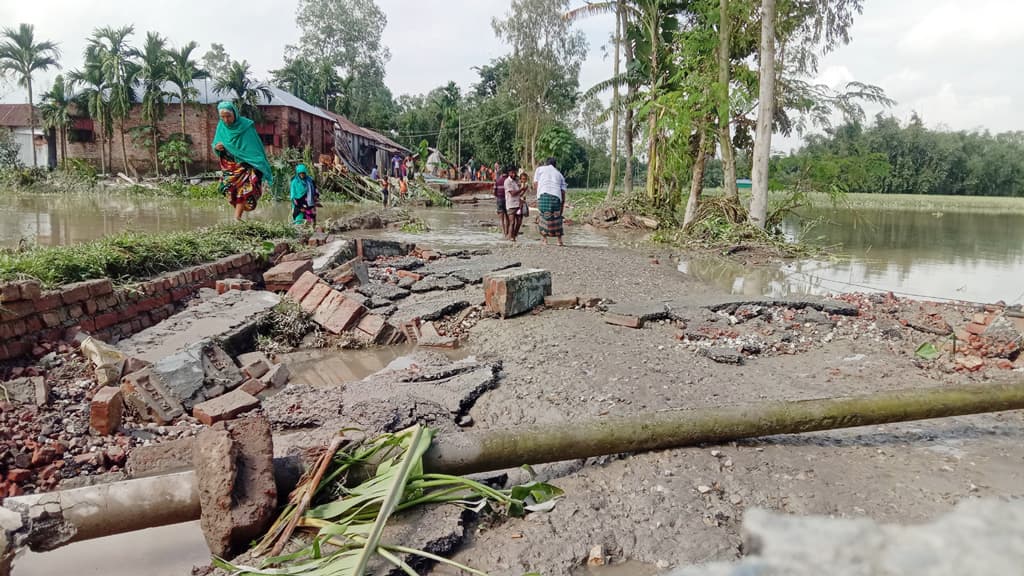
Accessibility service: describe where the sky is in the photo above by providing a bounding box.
[2,0,1022,151]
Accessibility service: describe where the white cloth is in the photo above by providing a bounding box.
[504,176,521,209]
[534,165,566,200]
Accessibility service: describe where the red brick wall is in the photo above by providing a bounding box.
[0,249,285,362]
[65,104,334,175]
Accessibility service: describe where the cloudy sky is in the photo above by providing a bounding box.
[1,0,1020,147]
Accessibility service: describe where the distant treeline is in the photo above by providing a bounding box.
[770,114,1024,197]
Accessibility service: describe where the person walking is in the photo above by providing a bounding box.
[534,157,567,246]
[290,164,319,226]
[494,164,509,238]
[212,101,273,221]
[503,166,523,242]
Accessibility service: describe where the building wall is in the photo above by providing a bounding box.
[11,129,47,168]
[64,104,334,175]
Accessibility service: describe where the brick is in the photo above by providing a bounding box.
[1,300,35,321]
[544,296,578,309]
[192,389,260,426]
[86,279,114,297]
[8,319,26,337]
[0,322,12,340]
[33,292,62,312]
[965,322,988,336]
[60,282,93,304]
[396,270,424,282]
[84,299,99,315]
[95,312,120,330]
[286,271,323,303]
[240,379,267,396]
[316,294,366,334]
[259,363,290,388]
[17,280,42,301]
[418,322,458,348]
[0,283,20,302]
[7,468,31,483]
[356,314,388,343]
[483,268,553,318]
[605,314,643,329]
[263,260,313,292]
[241,357,271,380]
[300,282,333,314]
[68,304,84,319]
[90,386,124,435]
[25,315,43,334]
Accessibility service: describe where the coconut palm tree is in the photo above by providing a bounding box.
[138,31,171,175]
[213,60,272,121]
[68,61,113,174]
[0,23,61,168]
[87,25,138,175]
[168,41,209,140]
[39,74,73,168]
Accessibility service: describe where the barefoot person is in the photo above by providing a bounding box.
[494,164,509,238]
[534,157,567,246]
[503,166,523,242]
[212,101,273,221]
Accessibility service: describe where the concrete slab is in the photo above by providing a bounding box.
[117,290,281,363]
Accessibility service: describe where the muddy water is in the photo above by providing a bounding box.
[574,561,662,576]
[283,346,470,388]
[681,206,1024,305]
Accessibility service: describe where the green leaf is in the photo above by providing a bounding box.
[915,342,941,361]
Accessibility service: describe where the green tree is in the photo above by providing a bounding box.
[68,60,113,174]
[137,32,171,175]
[493,0,587,169]
[213,60,272,121]
[168,41,209,152]
[87,25,138,175]
[39,74,73,168]
[0,23,61,168]
[201,43,231,80]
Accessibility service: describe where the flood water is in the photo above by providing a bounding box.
[681,206,1024,305]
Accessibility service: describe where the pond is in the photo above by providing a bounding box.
[680,205,1024,305]
[2,190,1022,304]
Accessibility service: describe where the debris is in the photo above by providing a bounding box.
[588,544,607,566]
[192,389,261,426]
[605,314,643,329]
[915,342,942,361]
[263,260,313,293]
[89,386,124,436]
[3,376,49,406]
[483,268,552,318]
[698,347,745,365]
[544,296,579,309]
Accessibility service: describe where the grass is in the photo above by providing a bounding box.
[0,220,299,288]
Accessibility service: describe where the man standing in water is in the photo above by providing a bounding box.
[534,157,567,246]
[494,164,509,238]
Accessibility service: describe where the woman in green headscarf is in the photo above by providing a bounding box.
[212,101,274,221]
[290,164,320,225]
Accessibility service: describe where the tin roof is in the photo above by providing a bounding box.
[157,81,336,122]
[0,104,35,128]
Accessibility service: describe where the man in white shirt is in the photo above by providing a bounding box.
[533,157,567,246]
[504,166,523,242]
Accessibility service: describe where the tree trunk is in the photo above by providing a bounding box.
[623,25,636,198]
[683,130,709,228]
[27,81,37,168]
[153,124,161,176]
[606,4,623,201]
[180,102,190,179]
[119,122,133,177]
[718,0,739,201]
[749,0,777,229]
[645,17,661,204]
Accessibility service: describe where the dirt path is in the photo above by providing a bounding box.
[436,243,1024,576]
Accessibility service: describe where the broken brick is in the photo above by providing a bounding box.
[192,389,261,426]
[605,314,643,329]
[90,386,125,435]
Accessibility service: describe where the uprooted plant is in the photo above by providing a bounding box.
[255,300,324,355]
[215,425,562,576]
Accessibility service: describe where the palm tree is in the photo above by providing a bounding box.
[68,61,113,173]
[168,41,209,140]
[213,60,272,121]
[87,25,138,175]
[138,31,171,175]
[39,74,73,168]
[0,23,61,168]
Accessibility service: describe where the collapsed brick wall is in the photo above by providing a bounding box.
[0,252,271,361]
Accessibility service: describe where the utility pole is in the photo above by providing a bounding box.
[457,110,462,174]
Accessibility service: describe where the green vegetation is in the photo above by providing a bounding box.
[775,115,1024,197]
[0,220,297,287]
[218,425,562,576]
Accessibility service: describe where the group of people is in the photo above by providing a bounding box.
[494,157,567,246]
[212,101,568,245]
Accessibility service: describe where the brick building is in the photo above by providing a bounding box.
[65,82,336,175]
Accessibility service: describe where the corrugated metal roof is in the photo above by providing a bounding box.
[322,109,409,153]
[0,104,35,128]
[157,82,336,122]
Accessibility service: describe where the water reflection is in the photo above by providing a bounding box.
[682,207,1024,304]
